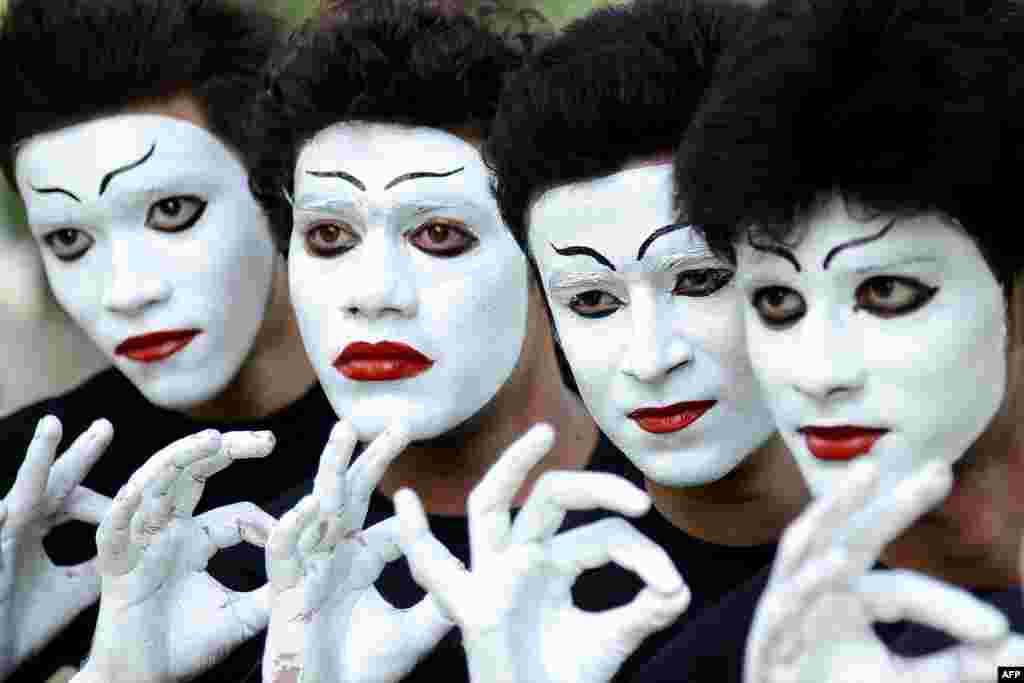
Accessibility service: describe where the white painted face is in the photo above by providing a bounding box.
[289,122,529,441]
[736,195,1007,497]
[528,164,776,486]
[15,115,276,410]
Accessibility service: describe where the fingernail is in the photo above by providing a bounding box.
[253,430,276,445]
[35,415,57,437]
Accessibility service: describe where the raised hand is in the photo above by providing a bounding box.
[0,416,113,680]
[74,429,277,683]
[745,460,1018,683]
[263,420,452,683]
[394,423,691,683]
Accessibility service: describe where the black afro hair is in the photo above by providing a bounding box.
[245,0,525,248]
[1,0,283,187]
[485,0,752,252]
[675,0,1024,288]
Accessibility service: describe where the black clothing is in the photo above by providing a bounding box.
[0,368,336,681]
[612,508,777,681]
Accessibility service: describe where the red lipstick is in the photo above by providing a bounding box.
[799,426,889,461]
[628,400,716,434]
[115,329,201,363]
[334,341,434,381]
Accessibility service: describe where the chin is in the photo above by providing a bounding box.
[130,371,230,412]
[629,445,748,488]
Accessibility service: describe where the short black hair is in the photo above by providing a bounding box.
[1,0,282,188]
[486,0,752,252]
[246,0,524,248]
[675,0,1024,288]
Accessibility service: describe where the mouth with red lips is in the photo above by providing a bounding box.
[798,426,890,461]
[334,341,435,381]
[627,400,716,434]
[115,329,202,363]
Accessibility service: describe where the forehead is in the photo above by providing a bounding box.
[528,164,696,257]
[737,198,977,272]
[15,114,242,192]
[294,122,491,196]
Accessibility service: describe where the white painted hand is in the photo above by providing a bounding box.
[77,429,277,683]
[394,423,691,683]
[745,460,1016,683]
[263,420,452,683]
[0,416,113,680]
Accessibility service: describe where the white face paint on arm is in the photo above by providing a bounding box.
[527,164,776,486]
[14,115,277,410]
[289,122,529,441]
[736,195,1007,499]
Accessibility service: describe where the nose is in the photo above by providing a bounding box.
[788,309,866,402]
[102,259,172,315]
[335,234,418,320]
[621,286,692,383]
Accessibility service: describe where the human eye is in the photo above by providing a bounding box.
[672,268,734,297]
[568,290,624,319]
[146,195,208,232]
[408,219,479,257]
[751,285,806,327]
[854,276,938,318]
[42,228,94,262]
[304,221,359,258]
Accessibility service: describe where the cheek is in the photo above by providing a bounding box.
[42,252,107,324]
[672,294,748,369]
[743,317,792,395]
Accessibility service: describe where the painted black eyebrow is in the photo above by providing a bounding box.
[306,170,367,192]
[637,223,689,261]
[550,243,616,271]
[747,230,802,272]
[384,167,464,191]
[99,142,157,195]
[31,185,81,202]
[822,218,898,269]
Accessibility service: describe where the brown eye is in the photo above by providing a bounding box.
[42,228,94,262]
[408,220,478,257]
[147,196,207,232]
[568,290,624,319]
[854,276,938,318]
[305,222,358,257]
[673,268,734,297]
[751,286,806,327]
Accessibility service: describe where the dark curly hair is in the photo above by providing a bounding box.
[246,0,525,248]
[675,0,1024,288]
[485,0,752,253]
[0,0,282,189]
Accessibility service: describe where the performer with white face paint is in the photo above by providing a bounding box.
[0,1,335,680]
[247,4,674,681]
[650,0,1024,680]
[483,1,809,677]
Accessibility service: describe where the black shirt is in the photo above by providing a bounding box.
[0,368,337,681]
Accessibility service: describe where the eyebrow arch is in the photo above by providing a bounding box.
[306,170,367,192]
[99,142,156,195]
[384,167,464,190]
[823,218,898,269]
[747,230,802,272]
[637,223,689,260]
[31,185,81,202]
[550,243,616,271]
